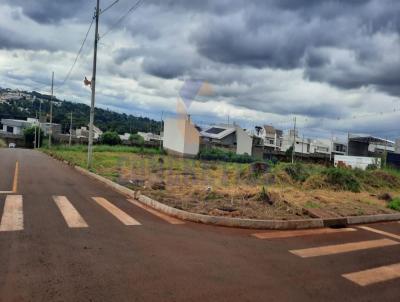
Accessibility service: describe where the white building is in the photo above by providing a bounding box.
[137,132,162,142]
[76,125,103,139]
[281,132,311,154]
[254,125,283,150]
[200,123,253,155]
[163,116,200,157]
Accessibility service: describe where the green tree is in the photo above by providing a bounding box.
[129,133,144,146]
[23,126,44,148]
[100,131,121,145]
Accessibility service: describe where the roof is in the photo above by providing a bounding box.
[1,119,32,128]
[200,125,236,140]
[349,136,395,145]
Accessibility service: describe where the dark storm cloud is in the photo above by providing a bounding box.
[3,0,90,24]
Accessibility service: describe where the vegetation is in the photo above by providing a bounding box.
[388,198,400,211]
[0,90,161,134]
[273,162,400,193]
[198,147,254,163]
[41,145,400,219]
[0,138,6,148]
[100,131,121,145]
[129,133,145,146]
[23,126,44,148]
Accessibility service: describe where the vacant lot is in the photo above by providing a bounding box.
[42,145,400,220]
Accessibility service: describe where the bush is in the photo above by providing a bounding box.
[23,126,44,148]
[388,198,400,211]
[198,148,254,163]
[100,131,121,146]
[283,162,310,182]
[322,168,361,192]
[0,139,6,148]
[129,133,144,146]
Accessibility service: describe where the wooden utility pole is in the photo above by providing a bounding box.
[49,72,54,148]
[87,0,100,168]
[38,100,42,148]
[291,117,296,164]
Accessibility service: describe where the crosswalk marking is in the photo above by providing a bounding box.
[358,226,400,241]
[0,195,23,231]
[92,197,141,226]
[53,196,88,228]
[343,263,400,286]
[252,227,356,240]
[127,198,185,225]
[290,239,399,258]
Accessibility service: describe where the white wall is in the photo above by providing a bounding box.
[235,126,253,155]
[163,117,199,157]
[334,155,381,170]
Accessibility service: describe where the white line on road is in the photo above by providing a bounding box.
[358,226,400,241]
[92,197,141,226]
[53,196,88,228]
[343,263,400,286]
[252,227,356,239]
[0,195,23,231]
[290,239,399,258]
[127,198,184,225]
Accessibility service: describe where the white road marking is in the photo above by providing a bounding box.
[358,226,400,241]
[290,239,399,258]
[92,197,141,225]
[53,196,88,228]
[343,263,400,286]
[0,195,23,231]
[127,198,184,225]
[252,227,356,239]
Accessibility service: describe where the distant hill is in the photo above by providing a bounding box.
[0,89,161,134]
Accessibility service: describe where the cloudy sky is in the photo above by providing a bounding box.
[0,0,399,139]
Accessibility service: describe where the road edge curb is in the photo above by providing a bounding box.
[71,164,400,230]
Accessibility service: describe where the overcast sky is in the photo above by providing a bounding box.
[0,0,399,139]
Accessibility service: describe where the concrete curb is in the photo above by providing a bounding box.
[72,164,400,230]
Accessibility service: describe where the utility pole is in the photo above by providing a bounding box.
[38,100,42,148]
[87,0,100,169]
[34,112,37,149]
[69,112,73,147]
[291,117,296,164]
[49,72,54,148]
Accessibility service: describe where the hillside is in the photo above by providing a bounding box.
[0,88,161,134]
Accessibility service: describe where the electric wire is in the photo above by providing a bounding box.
[100,0,145,39]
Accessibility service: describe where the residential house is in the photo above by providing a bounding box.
[281,130,310,154]
[200,123,253,155]
[137,132,162,142]
[348,136,395,156]
[163,115,200,157]
[76,125,103,140]
[255,125,283,151]
[1,118,36,135]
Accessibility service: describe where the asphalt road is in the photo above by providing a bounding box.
[0,148,399,302]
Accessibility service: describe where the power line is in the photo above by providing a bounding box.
[100,0,120,15]
[60,16,95,88]
[100,0,145,39]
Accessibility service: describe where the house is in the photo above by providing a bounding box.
[281,130,311,154]
[348,136,395,156]
[119,133,131,141]
[40,122,61,136]
[163,116,200,157]
[255,125,283,150]
[0,118,37,135]
[137,132,162,142]
[200,123,253,155]
[310,139,331,155]
[76,125,103,140]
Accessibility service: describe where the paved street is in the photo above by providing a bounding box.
[0,149,399,301]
